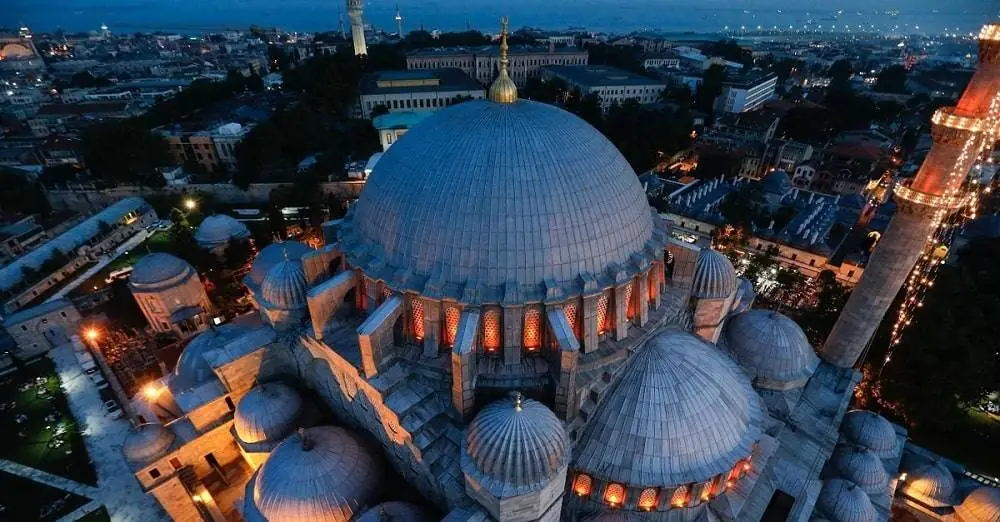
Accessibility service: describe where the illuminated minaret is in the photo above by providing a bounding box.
[394,4,404,37]
[821,23,1000,368]
[346,0,367,56]
[338,12,346,40]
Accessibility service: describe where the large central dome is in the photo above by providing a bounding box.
[340,99,656,301]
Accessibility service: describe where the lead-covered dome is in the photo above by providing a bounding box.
[901,459,955,507]
[574,330,762,488]
[130,253,195,289]
[841,411,898,458]
[691,248,738,299]
[234,382,304,444]
[723,310,819,390]
[195,214,250,251]
[340,99,659,302]
[955,487,1000,522]
[816,478,877,522]
[260,260,308,310]
[170,323,249,391]
[247,241,312,289]
[251,426,381,522]
[354,502,430,522]
[762,170,793,196]
[463,394,569,497]
[830,446,889,496]
[122,423,175,467]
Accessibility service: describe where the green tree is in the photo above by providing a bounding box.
[797,270,851,345]
[0,168,51,216]
[695,65,727,114]
[70,71,96,88]
[81,120,169,187]
[719,184,766,230]
[874,65,909,94]
[246,69,265,92]
[828,59,854,92]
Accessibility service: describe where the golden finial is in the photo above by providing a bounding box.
[488,16,518,104]
[513,391,523,412]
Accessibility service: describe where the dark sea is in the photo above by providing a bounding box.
[3,0,997,36]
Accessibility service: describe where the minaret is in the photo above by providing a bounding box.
[487,17,518,104]
[346,0,367,56]
[821,22,1000,368]
[394,4,404,37]
[338,12,346,40]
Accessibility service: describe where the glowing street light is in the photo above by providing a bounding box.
[143,382,165,401]
[183,198,197,211]
[84,328,99,342]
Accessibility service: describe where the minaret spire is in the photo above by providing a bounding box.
[346,0,367,56]
[487,16,518,104]
[394,4,404,38]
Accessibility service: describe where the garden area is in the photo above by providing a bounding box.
[67,230,174,300]
[0,358,96,486]
[0,471,91,521]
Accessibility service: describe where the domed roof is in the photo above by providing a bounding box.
[691,248,738,299]
[130,253,194,287]
[170,323,249,392]
[463,394,569,497]
[841,410,899,458]
[195,214,250,248]
[247,241,312,289]
[901,459,955,507]
[252,426,381,522]
[762,170,793,196]
[955,487,1000,522]
[574,330,763,487]
[234,382,304,444]
[260,260,308,310]
[354,502,430,522]
[723,310,819,389]
[816,479,877,522]
[830,446,889,496]
[339,99,659,302]
[122,423,175,466]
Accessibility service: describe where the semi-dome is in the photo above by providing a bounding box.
[170,323,249,391]
[234,382,304,444]
[762,170,793,196]
[463,393,569,497]
[339,99,660,302]
[574,330,762,488]
[830,446,889,496]
[901,459,956,507]
[195,214,250,250]
[260,259,308,310]
[841,410,898,458]
[130,253,195,288]
[691,248,738,299]
[816,479,877,522]
[723,310,819,389]
[251,426,381,522]
[122,423,175,466]
[354,502,430,522]
[955,487,1000,522]
[247,241,312,289]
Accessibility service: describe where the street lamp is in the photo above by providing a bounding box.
[142,382,165,401]
[183,198,197,211]
[84,328,99,343]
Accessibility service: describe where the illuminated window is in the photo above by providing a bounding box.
[596,291,612,334]
[443,305,460,348]
[482,308,502,355]
[648,270,658,302]
[604,483,626,508]
[563,301,580,339]
[572,474,593,497]
[670,485,689,508]
[410,297,425,340]
[624,280,636,320]
[523,307,542,353]
[711,475,726,496]
[380,285,393,303]
[699,479,714,502]
[638,487,659,511]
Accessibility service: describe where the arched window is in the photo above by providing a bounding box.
[596,290,612,334]
[604,483,626,508]
[522,306,542,354]
[638,487,659,511]
[670,485,689,508]
[443,305,460,349]
[482,307,502,356]
[572,473,593,497]
[563,301,580,339]
[409,297,425,341]
[699,479,714,502]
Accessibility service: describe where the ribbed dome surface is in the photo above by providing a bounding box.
[901,460,956,507]
[574,330,762,487]
[831,446,889,496]
[248,241,312,288]
[170,323,249,391]
[841,410,898,458]
[260,260,308,310]
[762,170,793,195]
[234,382,304,444]
[130,253,194,287]
[816,479,878,522]
[122,423,175,466]
[340,99,656,298]
[724,310,819,389]
[253,426,381,522]
[691,248,738,299]
[955,487,1000,522]
[195,214,250,249]
[463,394,569,497]
[354,502,430,522]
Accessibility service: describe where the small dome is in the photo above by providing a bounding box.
[723,310,819,389]
[354,502,430,522]
[901,460,956,507]
[247,242,312,288]
[816,478,878,522]
[574,330,762,488]
[841,411,898,458]
[691,248,738,299]
[171,323,249,391]
[195,214,250,249]
[252,426,381,522]
[260,260,308,310]
[762,170,793,195]
[234,383,304,444]
[122,423,175,466]
[130,253,194,287]
[463,394,569,497]
[830,446,889,496]
[955,487,1000,522]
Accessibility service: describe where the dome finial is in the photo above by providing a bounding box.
[488,16,518,104]
[513,391,523,411]
[298,427,314,451]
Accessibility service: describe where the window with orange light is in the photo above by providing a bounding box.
[482,307,502,355]
[670,485,689,508]
[699,479,714,502]
[648,271,658,302]
[572,473,593,497]
[410,297,424,341]
[443,305,460,349]
[563,301,580,339]
[638,487,659,511]
[596,291,612,334]
[604,483,626,508]
[624,280,636,320]
[522,306,542,354]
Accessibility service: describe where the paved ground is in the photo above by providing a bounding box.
[44,229,153,304]
[48,344,168,522]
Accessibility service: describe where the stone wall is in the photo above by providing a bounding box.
[135,419,241,491]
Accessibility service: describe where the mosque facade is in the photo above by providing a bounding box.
[119,21,1000,522]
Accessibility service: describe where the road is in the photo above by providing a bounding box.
[44,229,153,304]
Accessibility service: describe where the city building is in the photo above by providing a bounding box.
[128,253,213,336]
[0,28,46,75]
[641,52,681,70]
[159,122,253,174]
[406,45,588,86]
[540,65,666,110]
[373,111,433,151]
[1,298,81,361]
[699,111,781,152]
[715,73,778,113]
[358,69,485,119]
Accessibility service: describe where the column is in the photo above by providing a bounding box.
[614,282,629,341]
[422,298,441,358]
[581,293,600,354]
[637,271,650,326]
[450,309,480,419]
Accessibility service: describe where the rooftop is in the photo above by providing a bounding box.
[360,68,483,95]
[407,44,585,57]
[542,65,665,87]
